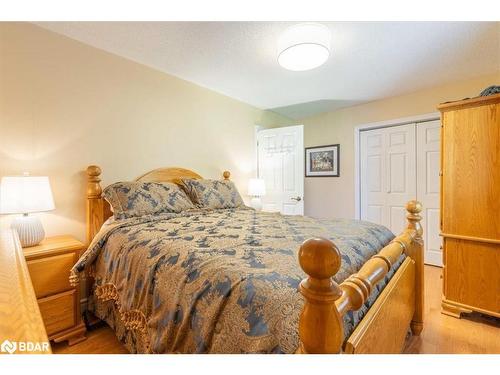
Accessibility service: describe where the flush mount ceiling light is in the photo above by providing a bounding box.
[277,23,331,71]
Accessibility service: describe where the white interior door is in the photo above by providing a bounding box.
[417,120,442,266]
[257,125,304,215]
[360,124,416,235]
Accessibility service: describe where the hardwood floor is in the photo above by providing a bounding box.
[404,265,499,354]
[52,322,128,354]
[52,265,499,354]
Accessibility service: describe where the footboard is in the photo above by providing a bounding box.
[297,201,424,354]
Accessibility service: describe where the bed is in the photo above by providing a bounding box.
[71,165,424,354]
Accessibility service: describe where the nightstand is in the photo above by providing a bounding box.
[24,235,87,346]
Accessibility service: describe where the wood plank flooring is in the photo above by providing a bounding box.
[404,266,499,353]
[52,265,499,354]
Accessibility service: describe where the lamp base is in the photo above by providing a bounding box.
[250,197,263,211]
[11,215,45,248]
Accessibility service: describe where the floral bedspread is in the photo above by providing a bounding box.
[73,208,396,353]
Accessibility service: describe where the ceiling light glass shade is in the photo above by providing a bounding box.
[277,23,331,71]
[0,176,55,214]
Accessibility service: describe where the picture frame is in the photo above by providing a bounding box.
[305,144,340,177]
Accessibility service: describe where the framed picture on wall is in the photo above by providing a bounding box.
[305,144,340,177]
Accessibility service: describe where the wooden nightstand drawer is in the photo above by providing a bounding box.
[27,252,75,298]
[38,290,76,336]
[24,235,86,345]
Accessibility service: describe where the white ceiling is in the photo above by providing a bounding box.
[35,22,500,119]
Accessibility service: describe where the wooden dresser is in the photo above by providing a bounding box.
[438,93,500,319]
[24,235,87,345]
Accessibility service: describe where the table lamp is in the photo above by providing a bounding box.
[248,178,266,211]
[0,175,55,247]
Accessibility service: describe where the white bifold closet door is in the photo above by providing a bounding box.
[360,124,417,236]
[360,120,442,266]
[416,120,442,266]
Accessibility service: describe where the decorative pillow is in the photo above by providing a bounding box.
[179,179,244,209]
[103,181,195,219]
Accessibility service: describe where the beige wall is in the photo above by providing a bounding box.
[298,72,500,220]
[0,23,292,242]
[1,23,498,241]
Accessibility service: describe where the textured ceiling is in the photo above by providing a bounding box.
[35,22,500,119]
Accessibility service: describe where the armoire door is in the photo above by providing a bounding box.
[360,123,416,235]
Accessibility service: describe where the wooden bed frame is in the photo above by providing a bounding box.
[83,165,424,354]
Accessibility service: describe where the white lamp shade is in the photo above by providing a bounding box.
[0,176,55,214]
[277,23,331,71]
[248,178,266,197]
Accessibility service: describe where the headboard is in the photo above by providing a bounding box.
[85,165,231,245]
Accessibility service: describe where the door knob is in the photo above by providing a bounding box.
[291,196,302,202]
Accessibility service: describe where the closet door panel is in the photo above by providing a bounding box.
[417,120,442,266]
[385,124,417,235]
[361,130,387,227]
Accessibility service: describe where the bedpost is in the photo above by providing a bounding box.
[297,238,344,354]
[405,200,424,336]
[223,171,230,180]
[86,165,104,245]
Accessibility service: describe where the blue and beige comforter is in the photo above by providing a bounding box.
[73,208,398,353]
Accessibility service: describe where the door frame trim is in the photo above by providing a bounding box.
[354,112,440,219]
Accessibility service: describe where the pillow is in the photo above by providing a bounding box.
[178,179,244,209]
[103,181,195,219]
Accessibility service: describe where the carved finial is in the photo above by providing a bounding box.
[87,165,101,178]
[406,200,422,215]
[297,238,344,354]
[406,200,423,237]
[87,165,102,198]
[299,238,341,280]
[223,171,230,180]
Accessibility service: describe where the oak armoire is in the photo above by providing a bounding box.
[438,93,500,319]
